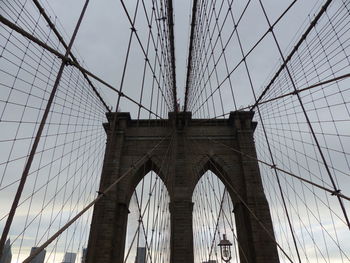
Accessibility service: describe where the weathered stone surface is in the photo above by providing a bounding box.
[86,111,279,263]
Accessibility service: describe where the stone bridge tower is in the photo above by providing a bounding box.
[86,111,280,263]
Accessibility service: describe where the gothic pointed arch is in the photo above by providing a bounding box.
[125,155,170,206]
[192,168,241,263]
[193,154,240,204]
[125,163,171,263]
[87,111,280,263]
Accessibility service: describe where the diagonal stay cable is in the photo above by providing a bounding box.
[114,0,141,115]
[184,0,198,112]
[21,131,173,263]
[187,135,295,263]
[251,0,333,110]
[196,71,350,132]
[246,72,350,111]
[188,0,241,113]
[0,14,163,119]
[119,0,173,111]
[124,133,174,262]
[204,136,350,201]
[166,0,178,112]
[191,0,298,115]
[257,0,350,230]
[31,0,111,112]
[0,0,91,256]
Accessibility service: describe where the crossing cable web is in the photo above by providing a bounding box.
[192,170,240,263]
[0,0,350,263]
[0,1,107,262]
[184,0,350,262]
[124,135,174,263]
[0,0,176,261]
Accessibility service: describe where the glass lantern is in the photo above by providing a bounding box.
[218,234,232,262]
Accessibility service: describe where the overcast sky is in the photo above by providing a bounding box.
[1,0,350,262]
[42,0,324,111]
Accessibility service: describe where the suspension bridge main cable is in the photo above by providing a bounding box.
[119,0,175,112]
[257,0,350,229]
[0,0,91,257]
[204,136,350,201]
[188,1,298,115]
[31,0,111,113]
[128,135,174,262]
[0,14,163,119]
[184,0,198,112]
[21,131,173,263]
[186,135,295,263]
[251,0,332,111]
[167,0,178,112]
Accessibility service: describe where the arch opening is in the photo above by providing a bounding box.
[192,170,241,263]
[125,170,170,263]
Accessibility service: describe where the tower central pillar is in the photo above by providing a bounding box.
[85,111,279,263]
[170,200,194,262]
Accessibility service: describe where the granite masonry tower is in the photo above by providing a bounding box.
[86,111,279,263]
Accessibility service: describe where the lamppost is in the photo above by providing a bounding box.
[218,234,232,262]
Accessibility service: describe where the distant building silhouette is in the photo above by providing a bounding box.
[135,247,146,263]
[81,248,87,263]
[29,247,46,263]
[61,252,76,263]
[0,239,12,263]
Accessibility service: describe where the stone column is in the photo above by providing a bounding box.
[169,112,194,263]
[111,203,129,263]
[170,200,194,263]
[231,111,280,263]
[86,113,130,263]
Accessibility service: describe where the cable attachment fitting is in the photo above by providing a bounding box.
[62,56,72,66]
[292,90,299,95]
[331,189,341,196]
[97,191,105,196]
[156,16,166,21]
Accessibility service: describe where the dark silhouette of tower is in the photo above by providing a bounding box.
[86,111,279,263]
[29,247,46,263]
[0,239,11,263]
[135,247,146,263]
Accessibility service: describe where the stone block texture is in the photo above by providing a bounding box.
[86,111,280,263]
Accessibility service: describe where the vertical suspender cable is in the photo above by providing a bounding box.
[258,0,350,230]
[184,0,198,112]
[0,0,90,257]
[166,0,178,112]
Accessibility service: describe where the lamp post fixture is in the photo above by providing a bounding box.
[218,234,232,262]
